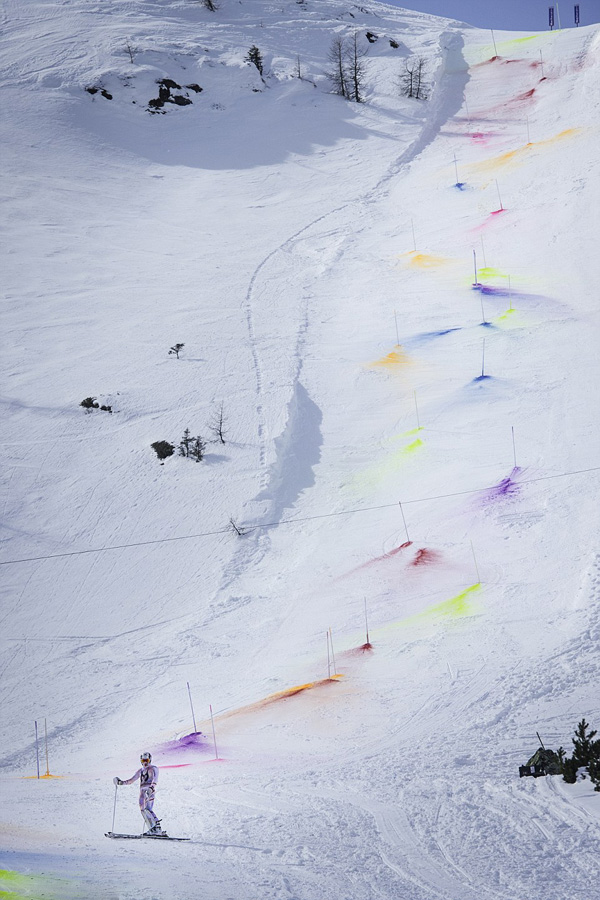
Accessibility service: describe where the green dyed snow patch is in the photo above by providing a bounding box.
[400,583,481,626]
[0,870,76,900]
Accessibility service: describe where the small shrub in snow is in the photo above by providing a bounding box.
[169,342,185,359]
[208,401,227,444]
[80,397,99,410]
[151,441,175,461]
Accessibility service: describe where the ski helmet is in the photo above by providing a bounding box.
[140,751,152,764]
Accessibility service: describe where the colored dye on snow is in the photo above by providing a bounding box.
[471,210,506,233]
[220,676,344,720]
[401,251,451,269]
[0,869,76,900]
[400,584,481,626]
[480,467,522,503]
[478,267,507,280]
[469,130,581,175]
[156,731,211,755]
[472,374,493,383]
[345,541,413,577]
[405,328,461,348]
[410,548,441,567]
[351,437,424,494]
[454,182,467,191]
[370,346,413,370]
[469,132,500,145]
[342,642,374,658]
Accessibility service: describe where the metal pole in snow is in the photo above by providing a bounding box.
[327,633,331,679]
[394,310,400,345]
[111,782,118,833]
[414,390,420,429]
[481,338,486,378]
[35,721,40,779]
[556,3,562,29]
[364,598,370,646]
[44,718,50,777]
[490,29,498,56]
[495,179,504,210]
[329,628,337,676]
[186,681,198,734]
[453,153,459,184]
[398,501,410,543]
[526,117,531,144]
[209,704,218,760]
[480,235,487,269]
[512,426,517,468]
[508,275,512,310]
[411,219,416,252]
[473,249,478,285]
[480,293,487,326]
[470,540,482,584]
[539,50,544,77]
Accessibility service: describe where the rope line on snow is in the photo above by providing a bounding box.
[1,465,598,567]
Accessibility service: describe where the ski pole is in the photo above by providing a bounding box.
[111,782,118,833]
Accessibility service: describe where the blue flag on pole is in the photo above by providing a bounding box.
[549,6,555,27]
[574,4,580,24]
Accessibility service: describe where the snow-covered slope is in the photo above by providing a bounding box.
[1,1,600,897]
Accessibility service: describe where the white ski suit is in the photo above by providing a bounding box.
[121,764,160,830]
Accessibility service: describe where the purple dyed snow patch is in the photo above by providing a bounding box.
[481,467,522,503]
[156,731,211,756]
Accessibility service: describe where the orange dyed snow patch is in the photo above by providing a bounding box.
[370,346,413,370]
[218,676,344,720]
[469,129,581,174]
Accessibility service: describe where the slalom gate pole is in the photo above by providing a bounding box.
[399,501,410,543]
[512,426,517,468]
[111,782,118,833]
[364,598,370,646]
[473,249,478,285]
[327,633,331,679]
[480,235,487,269]
[44,718,50,776]
[394,310,400,345]
[414,391,420,429]
[187,681,198,734]
[35,721,40,779]
[508,275,512,310]
[480,294,486,326]
[490,29,498,56]
[470,540,481,584]
[481,338,486,378]
[329,628,337,677]
[453,153,459,184]
[495,179,504,210]
[411,219,416,252]
[209,704,218,760]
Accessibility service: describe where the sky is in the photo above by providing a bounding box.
[384,0,600,31]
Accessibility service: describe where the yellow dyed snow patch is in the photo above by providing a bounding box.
[478,267,507,280]
[0,870,74,900]
[369,346,413,371]
[352,438,424,493]
[398,584,481,627]
[397,251,453,269]
[469,129,581,174]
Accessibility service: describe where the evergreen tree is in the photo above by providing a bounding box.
[189,435,206,462]
[179,428,193,457]
[571,718,598,767]
[246,46,264,76]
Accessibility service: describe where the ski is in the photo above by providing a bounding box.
[105,832,190,841]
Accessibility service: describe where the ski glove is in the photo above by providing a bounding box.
[113,777,123,785]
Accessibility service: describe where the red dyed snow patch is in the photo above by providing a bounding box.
[515,88,535,100]
[410,548,441,567]
[340,541,413,579]
[341,642,374,659]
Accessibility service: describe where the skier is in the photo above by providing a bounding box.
[114,751,165,835]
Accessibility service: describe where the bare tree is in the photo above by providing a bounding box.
[400,57,429,100]
[345,32,368,103]
[200,0,218,10]
[208,401,227,444]
[326,35,349,99]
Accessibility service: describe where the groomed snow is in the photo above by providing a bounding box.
[1,1,600,897]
